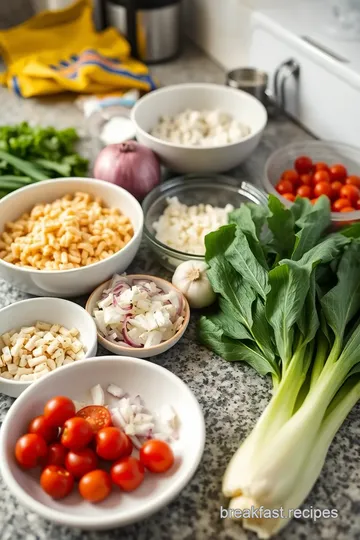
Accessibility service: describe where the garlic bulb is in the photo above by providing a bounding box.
[172,260,216,309]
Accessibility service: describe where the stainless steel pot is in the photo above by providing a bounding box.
[106,0,181,64]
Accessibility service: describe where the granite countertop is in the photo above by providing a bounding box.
[0,41,359,540]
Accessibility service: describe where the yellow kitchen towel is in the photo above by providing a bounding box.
[0,0,157,98]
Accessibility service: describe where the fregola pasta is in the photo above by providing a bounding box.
[0,192,134,270]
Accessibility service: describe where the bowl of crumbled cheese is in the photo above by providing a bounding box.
[131,83,267,173]
[142,175,268,271]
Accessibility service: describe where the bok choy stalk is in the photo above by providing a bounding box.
[198,195,360,538]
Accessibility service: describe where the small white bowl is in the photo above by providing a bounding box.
[0,356,205,530]
[0,297,98,397]
[131,83,267,173]
[86,275,190,358]
[0,178,144,297]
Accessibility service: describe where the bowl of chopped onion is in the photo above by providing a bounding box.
[131,83,267,173]
[86,274,190,358]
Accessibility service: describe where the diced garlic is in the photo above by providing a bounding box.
[107,384,124,398]
[91,384,105,406]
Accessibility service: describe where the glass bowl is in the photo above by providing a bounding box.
[142,174,268,271]
[263,141,360,228]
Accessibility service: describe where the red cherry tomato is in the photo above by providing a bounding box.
[296,185,312,198]
[15,434,47,469]
[45,443,68,467]
[313,170,330,184]
[340,207,355,213]
[276,180,294,195]
[44,396,76,428]
[40,465,74,499]
[330,181,343,199]
[110,456,145,492]
[346,175,360,188]
[314,162,330,173]
[281,169,299,185]
[333,198,352,212]
[139,440,174,473]
[340,184,360,204]
[300,174,313,186]
[294,156,313,175]
[79,470,112,503]
[314,182,332,199]
[330,164,348,182]
[28,415,59,443]
[95,427,128,461]
[282,193,295,202]
[123,434,133,457]
[61,417,93,451]
[355,199,360,210]
[76,406,112,433]
[65,448,98,479]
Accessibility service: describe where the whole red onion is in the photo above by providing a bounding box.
[94,141,161,200]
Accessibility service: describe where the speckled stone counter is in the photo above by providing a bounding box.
[0,42,359,540]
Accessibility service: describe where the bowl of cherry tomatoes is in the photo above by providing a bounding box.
[0,356,205,530]
[264,141,360,225]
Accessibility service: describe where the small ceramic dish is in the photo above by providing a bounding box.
[0,356,205,530]
[86,275,190,358]
[0,297,98,398]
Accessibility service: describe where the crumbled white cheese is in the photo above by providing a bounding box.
[152,196,234,255]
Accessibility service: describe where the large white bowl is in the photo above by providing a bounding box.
[131,83,268,173]
[0,178,143,297]
[0,297,98,397]
[0,356,205,530]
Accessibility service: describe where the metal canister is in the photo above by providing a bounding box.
[226,68,269,105]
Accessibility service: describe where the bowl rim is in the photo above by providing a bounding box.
[0,355,206,529]
[264,140,360,221]
[85,274,190,352]
[0,297,98,388]
[131,82,268,151]
[0,177,144,275]
[142,174,268,257]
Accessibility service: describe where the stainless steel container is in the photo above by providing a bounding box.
[226,68,269,104]
[106,0,181,64]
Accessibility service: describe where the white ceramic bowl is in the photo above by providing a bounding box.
[0,178,143,297]
[0,356,205,530]
[0,297,98,398]
[131,83,268,173]
[86,275,190,358]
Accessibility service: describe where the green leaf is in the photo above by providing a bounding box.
[290,196,313,221]
[205,224,236,262]
[296,233,349,270]
[228,205,268,268]
[341,223,360,239]
[292,196,331,261]
[267,195,295,259]
[251,297,276,362]
[297,272,319,346]
[225,228,270,299]
[198,317,278,377]
[210,298,253,341]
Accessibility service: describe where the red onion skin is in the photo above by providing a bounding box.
[93,140,161,200]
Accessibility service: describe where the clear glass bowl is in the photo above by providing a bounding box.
[263,141,360,228]
[142,174,268,271]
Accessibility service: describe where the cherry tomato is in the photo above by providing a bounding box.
[139,440,174,474]
[76,406,112,433]
[340,206,355,213]
[313,170,330,184]
[330,164,347,182]
[40,465,74,499]
[79,469,112,503]
[44,396,76,427]
[314,162,330,173]
[110,456,145,492]
[61,417,93,451]
[296,185,312,198]
[282,193,295,202]
[333,198,352,212]
[330,181,343,199]
[346,175,360,188]
[276,180,293,195]
[314,182,332,199]
[95,427,128,461]
[65,448,98,479]
[355,199,360,210]
[340,184,360,204]
[300,174,313,186]
[281,169,299,185]
[294,155,313,175]
[28,415,59,443]
[45,443,68,467]
[15,434,47,469]
[123,434,133,458]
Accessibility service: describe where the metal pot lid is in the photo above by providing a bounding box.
[109,0,181,9]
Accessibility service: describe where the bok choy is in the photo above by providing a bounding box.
[198,195,360,538]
